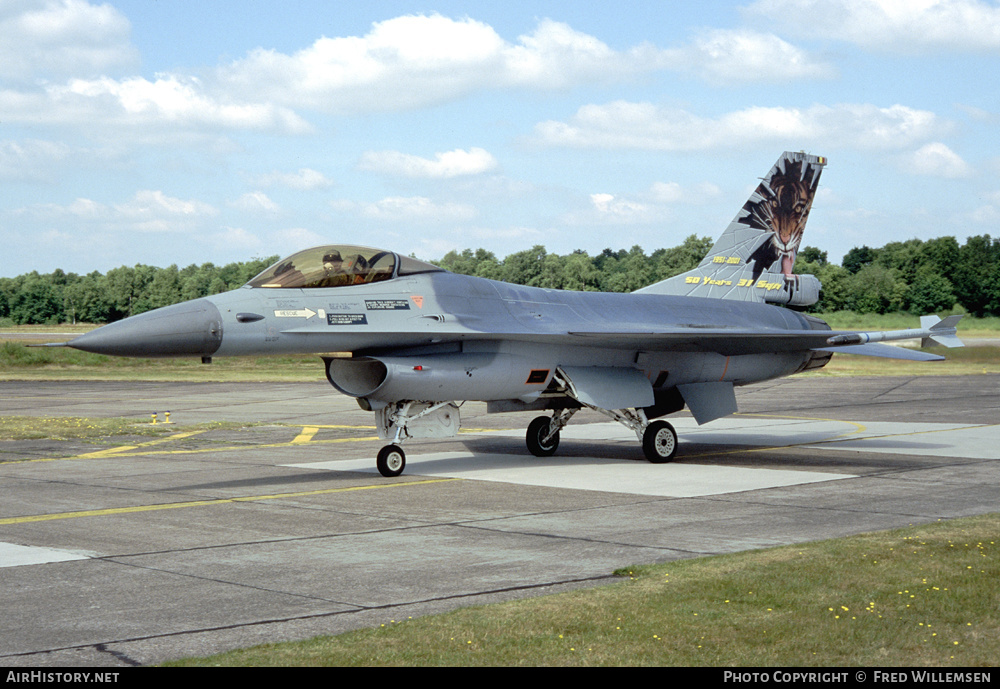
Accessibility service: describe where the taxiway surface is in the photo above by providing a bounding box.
[1,375,997,666]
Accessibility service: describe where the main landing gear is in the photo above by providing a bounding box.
[524,369,679,463]
[525,410,677,463]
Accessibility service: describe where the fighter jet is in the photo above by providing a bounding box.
[58,152,963,476]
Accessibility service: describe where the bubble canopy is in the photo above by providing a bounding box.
[246,245,443,289]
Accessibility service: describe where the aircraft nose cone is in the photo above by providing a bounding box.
[68,299,223,358]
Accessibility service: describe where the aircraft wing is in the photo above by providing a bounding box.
[563,313,963,359]
[280,321,955,360]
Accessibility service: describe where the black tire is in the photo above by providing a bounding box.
[376,444,406,477]
[526,416,560,456]
[642,420,677,463]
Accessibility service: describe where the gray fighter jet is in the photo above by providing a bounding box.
[59,152,963,476]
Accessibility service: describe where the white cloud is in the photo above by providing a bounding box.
[503,18,668,88]
[63,75,312,133]
[358,148,498,178]
[231,192,280,213]
[271,227,329,251]
[334,196,477,223]
[253,168,334,190]
[649,181,723,204]
[908,142,973,177]
[18,190,218,233]
[115,190,217,219]
[0,139,71,181]
[589,193,650,221]
[968,204,1000,224]
[746,0,1000,53]
[665,29,835,84]
[201,226,265,256]
[563,180,722,227]
[214,15,669,114]
[533,101,948,151]
[0,74,313,143]
[0,12,678,146]
[360,196,477,222]
[0,10,837,155]
[0,0,137,81]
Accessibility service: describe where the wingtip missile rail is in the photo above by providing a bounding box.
[826,314,964,349]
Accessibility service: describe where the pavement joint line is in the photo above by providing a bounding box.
[0,478,460,526]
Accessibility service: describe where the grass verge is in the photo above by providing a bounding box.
[164,514,998,667]
[0,340,326,381]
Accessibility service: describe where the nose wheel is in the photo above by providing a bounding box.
[376,444,406,477]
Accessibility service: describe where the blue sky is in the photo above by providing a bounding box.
[3,0,999,277]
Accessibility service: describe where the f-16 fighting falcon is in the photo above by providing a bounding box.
[54,152,963,476]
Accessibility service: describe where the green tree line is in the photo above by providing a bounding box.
[2,234,998,325]
[0,257,278,325]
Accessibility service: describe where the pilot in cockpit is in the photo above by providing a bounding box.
[318,250,351,287]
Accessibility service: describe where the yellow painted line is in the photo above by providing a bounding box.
[71,431,207,459]
[285,424,376,430]
[43,436,385,461]
[291,426,319,444]
[5,433,382,464]
[820,422,997,442]
[0,478,459,526]
[735,413,867,440]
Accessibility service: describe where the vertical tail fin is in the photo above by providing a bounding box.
[637,151,827,306]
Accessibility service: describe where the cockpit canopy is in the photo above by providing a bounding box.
[246,245,443,289]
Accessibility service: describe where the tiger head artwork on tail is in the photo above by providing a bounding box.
[742,156,822,276]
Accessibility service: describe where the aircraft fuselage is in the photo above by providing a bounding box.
[69,269,824,405]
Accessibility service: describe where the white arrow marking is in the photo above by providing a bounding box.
[274,308,316,319]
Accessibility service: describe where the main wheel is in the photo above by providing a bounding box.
[376,444,406,477]
[526,416,560,456]
[642,420,677,463]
